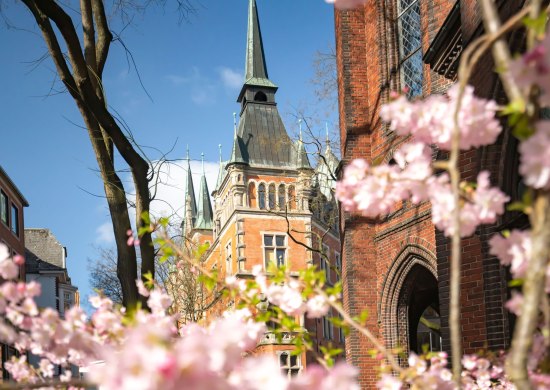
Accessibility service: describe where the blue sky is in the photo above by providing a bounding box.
[0,1,337,307]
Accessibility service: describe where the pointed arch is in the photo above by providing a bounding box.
[258,183,266,210]
[249,182,257,208]
[379,244,439,357]
[268,183,276,209]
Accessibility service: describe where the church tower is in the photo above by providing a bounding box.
[192,0,343,372]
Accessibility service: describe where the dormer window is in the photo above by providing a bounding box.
[254,91,267,102]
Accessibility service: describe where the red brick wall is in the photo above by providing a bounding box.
[332,0,514,387]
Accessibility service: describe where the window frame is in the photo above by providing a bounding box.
[321,245,331,284]
[397,0,423,98]
[262,233,287,269]
[10,203,19,236]
[0,190,8,226]
[225,240,232,275]
[258,183,266,210]
[277,351,302,378]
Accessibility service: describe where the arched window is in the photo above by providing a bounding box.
[288,186,296,211]
[268,184,276,209]
[278,184,285,210]
[258,183,266,210]
[249,182,257,208]
[398,0,422,98]
[254,91,267,102]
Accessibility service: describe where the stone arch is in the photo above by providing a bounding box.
[379,244,439,356]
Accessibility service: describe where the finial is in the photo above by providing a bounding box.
[298,119,303,141]
[218,144,223,163]
[233,112,237,137]
[186,144,190,161]
[201,152,205,174]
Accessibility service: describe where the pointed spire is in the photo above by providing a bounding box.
[194,153,214,230]
[228,113,248,166]
[181,145,197,233]
[245,0,268,82]
[215,144,226,191]
[239,0,276,102]
[295,119,311,170]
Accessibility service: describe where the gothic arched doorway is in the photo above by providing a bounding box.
[400,265,441,354]
[380,245,439,358]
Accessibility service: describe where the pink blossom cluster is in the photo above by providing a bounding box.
[509,32,550,107]
[0,244,358,389]
[489,229,540,316]
[380,85,502,151]
[226,266,333,319]
[377,352,513,390]
[324,0,368,10]
[519,121,550,189]
[336,141,508,237]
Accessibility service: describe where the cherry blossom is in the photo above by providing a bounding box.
[380,85,502,150]
[489,230,532,280]
[519,120,550,189]
[324,0,368,10]
[509,32,550,106]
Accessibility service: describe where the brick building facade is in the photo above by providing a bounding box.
[334,0,525,387]
[177,0,344,375]
[0,165,28,380]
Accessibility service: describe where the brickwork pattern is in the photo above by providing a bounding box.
[333,0,523,387]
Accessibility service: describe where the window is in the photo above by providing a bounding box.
[225,241,232,275]
[268,184,276,209]
[63,292,72,312]
[10,204,18,236]
[335,253,341,280]
[254,91,267,102]
[264,234,286,268]
[278,185,286,210]
[398,0,423,98]
[322,316,333,340]
[258,183,266,210]
[0,191,7,225]
[278,352,301,378]
[249,182,257,208]
[321,245,331,283]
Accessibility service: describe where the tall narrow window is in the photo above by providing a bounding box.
[225,241,232,275]
[268,184,276,209]
[278,184,285,210]
[264,234,286,268]
[288,186,296,211]
[249,183,257,208]
[258,184,266,210]
[398,0,423,98]
[0,191,7,225]
[10,205,18,236]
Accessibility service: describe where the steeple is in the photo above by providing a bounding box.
[240,0,277,96]
[215,144,226,191]
[194,153,214,230]
[234,0,294,169]
[182,146,197,233]
[295,119,312,170]
[228,112,248,166]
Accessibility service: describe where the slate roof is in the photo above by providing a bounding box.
[236,104,294,168]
